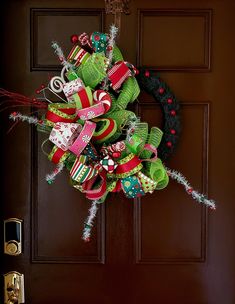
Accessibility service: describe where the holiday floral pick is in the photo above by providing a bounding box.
[1,25,216,242]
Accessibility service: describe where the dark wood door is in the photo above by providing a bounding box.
[1,0,234,303]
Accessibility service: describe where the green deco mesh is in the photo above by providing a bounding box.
[149,159,169,190]
[108,110,136,130]
[133,122,148,145]
[76,53,107,88]
[116,77,140,110]
[112,46,124,62]
[141,127,163,161]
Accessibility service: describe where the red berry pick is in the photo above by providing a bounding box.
[70,34,78,44]
[159,87,165,94]
[145,70,150,77]
[166,141,172,147]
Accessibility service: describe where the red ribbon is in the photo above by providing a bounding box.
[116,155,142,175]
[46,106,77,124]
[92,118,116,142]
[82,168,107,200]
[50,147,68,164]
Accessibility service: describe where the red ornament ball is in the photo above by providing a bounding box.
[187,188,193,194]
[84,237,90,243]
[112,152,121,158]
[40,84,45,89]
[107,46,113,51]
[159,87,165,94]
[70,34,78,44]
[170,110,176,116]
[94,35,100,41]
[170,129,176,135]
[167,98,173,104]
[166,141,172,147]
[35,89,40,94]
[145,70,150,77]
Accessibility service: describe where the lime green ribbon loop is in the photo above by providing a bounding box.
[148,159,169,190]
[140,127,163,159]
[126,134,145,154]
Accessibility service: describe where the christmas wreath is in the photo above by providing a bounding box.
[0,26,216,241]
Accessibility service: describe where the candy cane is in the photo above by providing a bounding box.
[93,90,112,113]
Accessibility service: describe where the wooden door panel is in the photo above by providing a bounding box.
[138,9,211,71]
[1,0,235,303]
[31,8,104,71]
[135,94,208,262]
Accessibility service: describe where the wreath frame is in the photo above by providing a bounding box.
[137,69,181,161]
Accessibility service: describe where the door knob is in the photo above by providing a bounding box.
[4,218,22,255]
[4,271,25,304]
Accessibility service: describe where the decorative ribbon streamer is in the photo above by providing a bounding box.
[76,53,109,89]
[49,122,82,151]
[90,31,109,53]
[115,153,143,178]
[148,159,169,190]
[69,120,96,156]
[137,171,157,193]
[46,103,77,126]
[73,86,93,110]
[77,90,112,120]
[70,155,98,183]
[93,118,117,144]
[108,61,132,91]
[67,45,90,66]
[121,175,145,198]
[48,145,70,164]
[63,78,84,101]
[82,166,107,200]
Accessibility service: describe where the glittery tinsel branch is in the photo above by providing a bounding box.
[125,117,141,141]
[82,200,100,242]
[51,41,74,70]
[9,112,44,126]
[46,163,64,184]
[166,167,216,210]
[102,25,118,90]
[106,24,118,64]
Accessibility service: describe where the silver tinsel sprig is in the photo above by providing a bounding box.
[46,163,64,184]
[82,200,100,241]
[102,25,119,90]
[166,167,216,209]
[9,112,42,125]
[51,41,74,70]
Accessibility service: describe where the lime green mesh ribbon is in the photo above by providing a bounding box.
[140,127,163,160]
[126,122,148,154]
[107,110,137,131]
[112,46,140,109]
[148,159,169,190]
[112,46,124,62]
[76,53,108,88]
[116,77,140,110]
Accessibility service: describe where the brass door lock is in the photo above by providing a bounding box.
[4,218,22,256]
[4,271,25,304]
